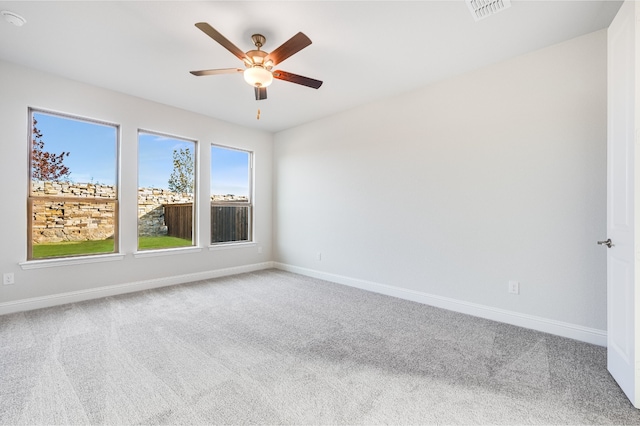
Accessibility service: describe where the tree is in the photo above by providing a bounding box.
[31,118,71,181]
[168,147,194,193]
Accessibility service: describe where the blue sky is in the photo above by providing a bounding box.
[138,132,194,190]
[211,145,250,197]
[33,112,117,185]
[33,112,250,196]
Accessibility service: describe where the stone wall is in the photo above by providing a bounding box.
[31,199,116,243]
[31,182,117,244]
[32,181,117,199]
[31,182,193,243]
[137,188,193,237]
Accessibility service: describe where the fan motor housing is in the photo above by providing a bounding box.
[246,50,269,67]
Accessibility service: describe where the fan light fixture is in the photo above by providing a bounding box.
[244,66,273,88]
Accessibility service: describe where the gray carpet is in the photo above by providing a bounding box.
[1,269,639,425]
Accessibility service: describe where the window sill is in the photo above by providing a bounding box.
[20,253,125,270]
[133,246,203,259]
[209,241,256,251]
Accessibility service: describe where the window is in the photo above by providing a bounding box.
[138,131,196,250]
[211,145,252,244]
[28,109,119,260]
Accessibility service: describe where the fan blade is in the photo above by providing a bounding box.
[254,87,267,100]
[266,32,312,66]
[195,22,249,62]
[272,70,323,89]
[190,68,243,76]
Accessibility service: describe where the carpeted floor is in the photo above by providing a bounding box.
[1,269,639,425]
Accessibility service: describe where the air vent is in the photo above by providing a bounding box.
[1,10,26,27]
[466,0,511,22]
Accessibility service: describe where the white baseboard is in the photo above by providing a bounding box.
[2,261,607,347]
[274,262,607,347]
[0,261,275,316]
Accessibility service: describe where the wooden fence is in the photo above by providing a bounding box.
[164,203,193,240]
[211,205,250,243]
[163,203,249,243]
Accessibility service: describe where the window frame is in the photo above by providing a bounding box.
[27,108,120,261]
[136,129,199,252]
[210,143,254,246]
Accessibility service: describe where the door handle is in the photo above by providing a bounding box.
[597,239,614,248]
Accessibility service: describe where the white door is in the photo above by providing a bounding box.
[607,0,640,408]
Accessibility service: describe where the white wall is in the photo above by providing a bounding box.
[0,60,273,309]
[274,30,608,341]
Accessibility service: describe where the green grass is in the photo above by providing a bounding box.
[137,236,193,250]
[33,239,115,259]
[32,236,192,259]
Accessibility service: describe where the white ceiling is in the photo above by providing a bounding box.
[0,1,622,133]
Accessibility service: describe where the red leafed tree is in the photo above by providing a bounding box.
[31,118,70,181]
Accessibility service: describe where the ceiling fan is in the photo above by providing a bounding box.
[190,22,323,101]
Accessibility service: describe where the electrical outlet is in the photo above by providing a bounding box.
[316,252,322,261]
[3,273,15,285]
[508,280,519,295]
[257,246,263,254]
